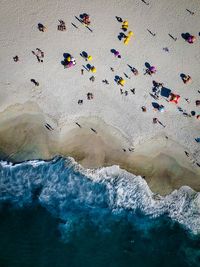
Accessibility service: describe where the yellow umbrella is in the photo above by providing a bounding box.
[122,20,128,26]
[66,56,71,62]
[91,66,96,73]
[87,55,92,61]
[128,31,134,36]
[124,37,130,45]
[119,79,125,86]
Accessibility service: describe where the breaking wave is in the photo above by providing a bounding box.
[0,156,200,236]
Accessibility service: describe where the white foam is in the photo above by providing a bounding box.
[0,157,200,234]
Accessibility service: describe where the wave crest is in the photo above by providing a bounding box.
[0,157,200,234]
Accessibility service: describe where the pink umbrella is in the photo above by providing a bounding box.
[150,66,156,73]
[66,61,74,68]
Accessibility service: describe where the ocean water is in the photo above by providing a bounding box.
[0,157,200,266]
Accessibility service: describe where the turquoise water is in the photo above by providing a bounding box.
[0,157,200,266]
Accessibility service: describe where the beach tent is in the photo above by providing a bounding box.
[170,93,180,104]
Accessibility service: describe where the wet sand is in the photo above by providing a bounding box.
[0,105,199,195]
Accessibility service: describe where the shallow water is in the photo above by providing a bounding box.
[0,157,200,266]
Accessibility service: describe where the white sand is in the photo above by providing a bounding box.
[0,0,200,186]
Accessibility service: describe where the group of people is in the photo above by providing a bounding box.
[11,13,200,160]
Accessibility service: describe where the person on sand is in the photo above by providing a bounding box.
[81,69,84,75]
[38,23,46,32]
[142,106,147,112]
[102,79,109,84]
[153,117,158,124]
[130,88,135,94]
[13,55,19,62]
[182,74,192,84]
[87,92,93,100]
[32,48,44,63]
[131,67,139,76]
[89,76,95,82]
[58,20,66,31]
[78,100,83,105]
[116,16,123,23]
[145,66,157,76]
[114,50,121,58]
[185,151,189,157]
[30,79,39,86]
[82,14,91,25]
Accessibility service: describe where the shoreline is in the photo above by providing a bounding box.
[0,103,199,195]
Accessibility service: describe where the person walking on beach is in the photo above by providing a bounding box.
[31,79,39,86]
[81,69,84,75]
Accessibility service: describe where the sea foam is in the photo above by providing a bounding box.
[0,157,200,235]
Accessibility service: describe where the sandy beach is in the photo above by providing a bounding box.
[0,0,200,195]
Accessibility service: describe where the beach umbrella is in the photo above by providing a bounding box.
[128,31,134,36]
[66,56,71,62]
[91,66,96,73]
[114,50,120,57]
[119,78,125,86]
[150,66,156,73]
[87,55,92,61]
[124,37,130,45]
[122,20,128,26]
[122,21,129,30]
[66,61,74,68]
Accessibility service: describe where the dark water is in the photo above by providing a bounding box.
[1,157,200,266]
[0,204,200,267]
